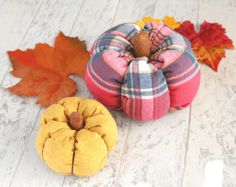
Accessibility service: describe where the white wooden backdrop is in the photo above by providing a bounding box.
[0,0,235,187]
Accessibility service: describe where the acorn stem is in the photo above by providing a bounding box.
[68,112,84,131]
[131,31,151,58]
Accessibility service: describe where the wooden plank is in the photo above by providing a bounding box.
[0,0,44,80]
[70,0,119,49]
[182,0,236,186]
[116,0,199,186]
[112,0,156,26]
[154,0,198,21]
[0,0,43,56]
[183,68,236,187]
[0,55,12,84]
[0,0,44,185]
[0,89,41,187]
[0,0,84,186]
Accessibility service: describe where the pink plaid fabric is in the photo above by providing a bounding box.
[85,23,200,121]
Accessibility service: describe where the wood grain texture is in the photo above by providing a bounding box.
[0,0,235,186]
[112,0,156,26]
[0,0,43,82]
[154,0,199,21]
[183,67,236,187]
[0,0,84,186]
[0,0,44,186]
[182,1,236,187]
[0,0,43,56]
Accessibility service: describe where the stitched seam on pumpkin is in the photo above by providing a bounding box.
[93,130,109,151]
[87,124,106,140]
[71,101,81,175]
[43,118,47,125]
[85,112,107,121]
[63,110,69,123]
[90,107,98,116]
[41,136,51,162]
[51,128,71,136]
[79,104,96,118]
[71,131,77,175]
[44,115,67,125]
[87,124,102,130]
[76,100,80,113]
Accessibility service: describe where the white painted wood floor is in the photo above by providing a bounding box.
[0,0,235,186]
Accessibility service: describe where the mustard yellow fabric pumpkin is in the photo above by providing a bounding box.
[36,97,118,176]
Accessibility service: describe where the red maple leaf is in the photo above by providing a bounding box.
[198,21,234,48]
[175,21,234,72]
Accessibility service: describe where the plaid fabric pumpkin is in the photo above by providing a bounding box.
[85,23,200,121]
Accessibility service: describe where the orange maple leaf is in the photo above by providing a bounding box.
[8,32,90,107]
[192,45,225,72]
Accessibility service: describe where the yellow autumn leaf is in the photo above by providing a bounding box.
[162,16,180,29]
[136,16,162,28]
[136,20,145,28]
[142,16,154,23]
[153,19,161,24]
[135,16,180,29]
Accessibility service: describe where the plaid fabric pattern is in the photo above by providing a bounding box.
[121,57,170,120]
[121,58,168,99]
[85,22,200,121]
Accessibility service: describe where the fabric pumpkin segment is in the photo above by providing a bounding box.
[121,57,170,120]
[163,38,201,110]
